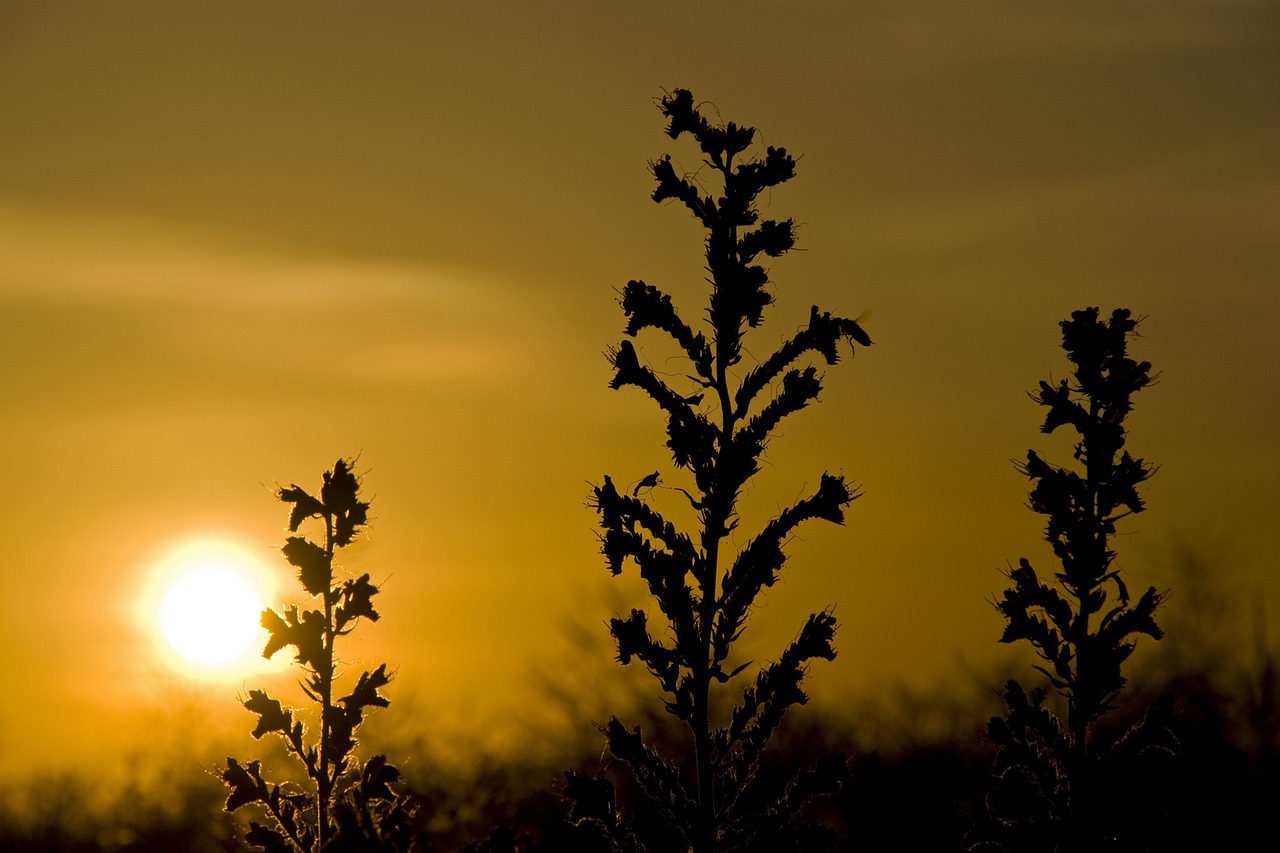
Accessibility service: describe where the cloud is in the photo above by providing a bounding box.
[0,203,495,308]
[0,203,549,388]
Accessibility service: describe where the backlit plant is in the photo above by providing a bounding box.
[575,89,871,853]
[974,308,1175,851]
[220,459,416,852]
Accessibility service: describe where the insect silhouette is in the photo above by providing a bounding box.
[632,471,661,496]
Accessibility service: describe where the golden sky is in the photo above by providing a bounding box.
[2,0,1278,778]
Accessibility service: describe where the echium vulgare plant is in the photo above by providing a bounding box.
[973,309,1176,853]
[574,89,871,853]
[220,460,417,852]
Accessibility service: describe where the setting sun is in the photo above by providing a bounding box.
[159,566,262,665]
[142,538,276,674]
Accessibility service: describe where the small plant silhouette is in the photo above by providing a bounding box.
[576,89,871,853]
[220,460,416,852]
[974,308,1176,852]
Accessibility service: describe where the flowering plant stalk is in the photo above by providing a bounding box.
[573,89,871,853]
[220,460,416,852]
[976,309,1175,852]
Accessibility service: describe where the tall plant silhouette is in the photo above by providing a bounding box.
[578,89,871,853]
[975,308,1175,852]
[220,460,415,852]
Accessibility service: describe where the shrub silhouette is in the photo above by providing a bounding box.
[974,308,1176,852]
[220,459,416,852]
[576,89,871,853]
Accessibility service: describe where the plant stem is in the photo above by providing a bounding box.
[317,512,336,851]
[690,215,744,852]
[691,402,728,853]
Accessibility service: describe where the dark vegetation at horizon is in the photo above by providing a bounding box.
[2,91,1276,852]
[1,648,1275,852]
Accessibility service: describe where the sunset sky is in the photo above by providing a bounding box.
[2,0,1277,781]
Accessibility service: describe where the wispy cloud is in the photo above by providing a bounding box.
[0,203,548,387]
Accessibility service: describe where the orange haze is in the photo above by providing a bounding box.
[1,0,1277,780]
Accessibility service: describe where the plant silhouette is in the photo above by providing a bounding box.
[973,308,1176,852]
[220,460,416,852]
[575,89,871,853]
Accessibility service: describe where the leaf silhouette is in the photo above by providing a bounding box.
[243,689,297,741]
[281,536,329,597]
[261,605,326,669]
[279,485,325,533]
[222,758,269,812]
[335,573,381,630]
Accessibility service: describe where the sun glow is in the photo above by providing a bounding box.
[144,538,278,675]
[160,567,261,664]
